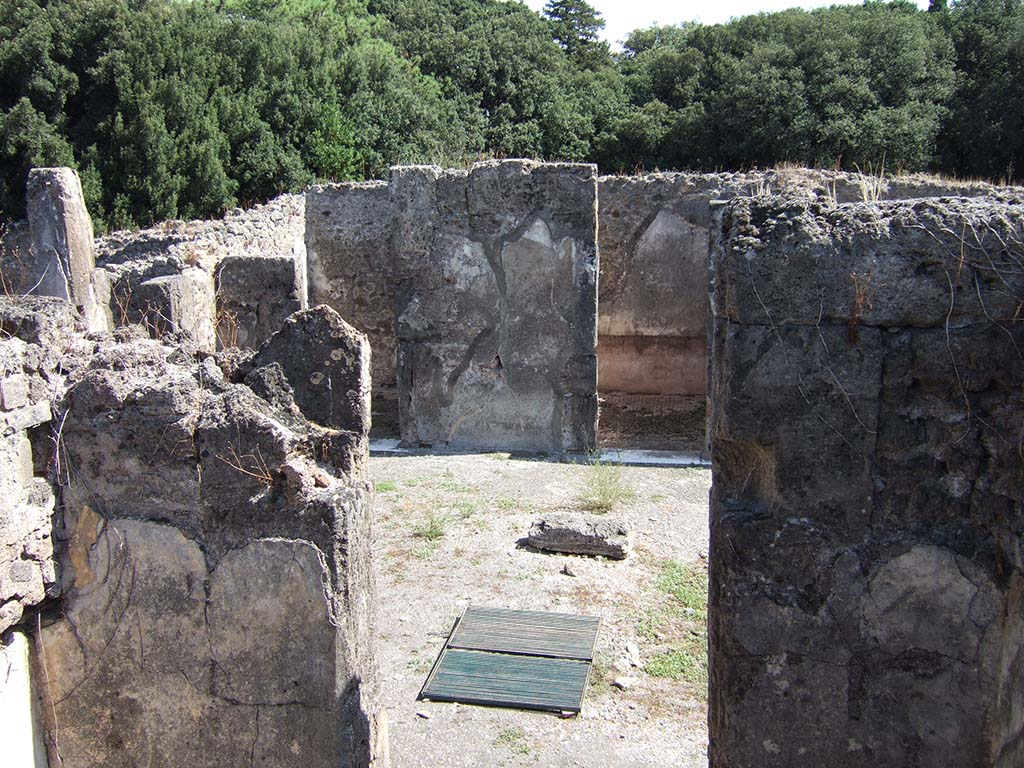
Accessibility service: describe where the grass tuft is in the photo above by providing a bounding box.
[374,480,398,493]
[494,727,531,755]
[578,460,635,513]
[412,510,451,541]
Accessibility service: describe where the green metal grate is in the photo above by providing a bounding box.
[418,606,601,714]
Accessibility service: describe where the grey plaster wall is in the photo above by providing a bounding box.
[708,194,1024,768]
[392,161,599,453]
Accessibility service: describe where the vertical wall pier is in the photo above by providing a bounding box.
[708,195,1024,768]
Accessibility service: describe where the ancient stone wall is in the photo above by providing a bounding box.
[33,304,377,768]
[392,161,599,453]
[598,170,1017,398]
[0,291,379,767]
[305,182,398,427]
[0,298,81,634]
[708,194,1024,767]
[95,193,307,352]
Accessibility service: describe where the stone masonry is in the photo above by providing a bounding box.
[0,293,379,767]
[25,168,111,333]
[708,194,1024,767]
[392,161,599,453]
[0,297,83,634]
[306,182,396,401]
[598,170,1019,400]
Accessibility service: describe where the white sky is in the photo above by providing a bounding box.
[520,0,931,49]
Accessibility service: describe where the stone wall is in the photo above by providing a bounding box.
[597,169,1017,398]
[392,161,599,453]
[708,194,1024,767]
[305,182,397,420]
[33,304,377,768]
[0,298,81,634]
[95,193,307,352]
[0,293,380,767]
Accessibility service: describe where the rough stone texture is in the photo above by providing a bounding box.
[249,304,372,434]
[95,192,306,351]
[25,168,110,332]
[0,219,33,295]
[0,631,48,767]
[122,267,217,351]
[597,170,1024,399]
[393,160,599,453]
[708,195,1024,768]
[215,254,307,349]
[527,512,630,559]
[95,193,306,272]
[34,307,377,767]
[306,182,396,401]
[0,296,82,633]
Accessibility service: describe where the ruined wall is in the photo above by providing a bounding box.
[392,161,599,453]
[95,193,307,351]
[598,170,1017,397]
[0,298,81,634]
[708,195,1024,767]
[0,289,379,766]
[31,303,377,768]
[305,182,397,426]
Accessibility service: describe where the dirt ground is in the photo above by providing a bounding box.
[370,452,712,768]
[598,393,707,453]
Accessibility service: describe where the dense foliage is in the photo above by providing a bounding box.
[0,0,1020,229]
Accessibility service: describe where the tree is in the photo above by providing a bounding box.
[543,0,609,68]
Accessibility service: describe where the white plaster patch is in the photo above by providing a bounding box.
[0,632,48,768]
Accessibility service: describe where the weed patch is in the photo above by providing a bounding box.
[412,510,451,541]
[638,559,709,696]
[375,480,398,493]
[494,727,531,755]
[578,460,635,513]
[646,644,708,685]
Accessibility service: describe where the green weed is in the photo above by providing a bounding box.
[412,510,451,541]
[494,727,531,755]
[578,460,635,513]
[374,480,398,493]
[646,645,708,685]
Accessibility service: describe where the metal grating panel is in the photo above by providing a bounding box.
[418,606,601,714]
[420,649,591,712]
[449,606,600,660]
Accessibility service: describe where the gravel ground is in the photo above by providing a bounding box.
[369,452,712,768]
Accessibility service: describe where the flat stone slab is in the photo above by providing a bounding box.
[527,512,630,560]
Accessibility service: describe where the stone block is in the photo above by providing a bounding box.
[25,167,109,332]
[250,305,371,436]
[215,255,304,350]
[131,268,216,351]
[1,400,51,434]
[0,374,29,411]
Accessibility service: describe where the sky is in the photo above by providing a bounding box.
[521,0,931,48]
